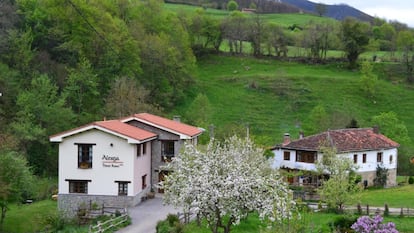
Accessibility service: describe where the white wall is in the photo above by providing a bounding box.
[272,148,398,173]
[58,129,150,196]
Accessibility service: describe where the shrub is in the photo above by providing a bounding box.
[408,176,414,184]
[156,214,183,233]
[351,215,398,233]
[330,215,358,232]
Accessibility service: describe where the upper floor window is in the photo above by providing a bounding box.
[377,152,383,163]
[353,154,358,164]
[283,151,290,161]
[390,155,393,164]
[362,154,367,163]
[162,141,175,162]
[67,179,90,194]
[143,142,147,155]
[296,151,317,163]
[137,144,141,157]
[77,144,94,169]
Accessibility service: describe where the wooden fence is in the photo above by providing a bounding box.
[88,213,129,233]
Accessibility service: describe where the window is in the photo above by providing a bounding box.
[142,142,147,155]
[162,141,175,162]
[390,155,393,164]
[353,154,358,164]
[363,154,367,163]
[295,151,317,163]
[67,180,90,194]
[116,181,130,196]
[377,152,383,163]
[77,144,93,169]
[137,144,141,157]
[283,151,290,161]
[142,174,147,190]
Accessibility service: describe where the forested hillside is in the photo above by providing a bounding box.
[1,0,414,177]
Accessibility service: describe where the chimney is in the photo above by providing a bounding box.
[299,131,304,139]
[283,133,291,145]
[173,115,181,122]
[373,126,380,134]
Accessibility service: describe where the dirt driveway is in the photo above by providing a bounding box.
[116,195,181,233]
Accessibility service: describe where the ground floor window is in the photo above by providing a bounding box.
[115,181,131,196]
[142,174,147,190]
[67,179,90,194]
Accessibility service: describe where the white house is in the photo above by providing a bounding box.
[271,127,399,187]
[50,113,203,216]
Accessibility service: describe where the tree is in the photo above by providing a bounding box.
[63,57,100,123]
[162,136,294,233]
[185,93,212,127]
[264,23,289,57]
[397,30,414,82]
[316,145,362,212]
[227,0,238,12]
[315,3,327,17]
[302,22,335,60]
[340,18,370,68]
[359,61,378,98]
[0,150,34,231]
[371,111,410,144]
[104,76,160,118]
[11,74,75,175]
[304,104,329,135]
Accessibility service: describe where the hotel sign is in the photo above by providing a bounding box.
[102,155,124,167]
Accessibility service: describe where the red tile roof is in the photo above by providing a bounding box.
[50,120,157,143]
[124,113,203,137]
[94,120,157,141]
[279,128,399,152]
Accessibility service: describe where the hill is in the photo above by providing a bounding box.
[281,0,374,22]
[177,55,412,147]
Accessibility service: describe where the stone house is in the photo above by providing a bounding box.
[271,127,399,187]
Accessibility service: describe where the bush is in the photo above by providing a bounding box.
[330,216,358,232]
[156,214,183,233]
[408,176,414,184]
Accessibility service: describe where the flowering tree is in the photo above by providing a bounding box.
[351,215,398,233]
[162,136,295,233]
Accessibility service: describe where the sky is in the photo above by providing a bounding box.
[309,0,414,27]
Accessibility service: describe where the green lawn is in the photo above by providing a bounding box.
[357,184,414,208]
[3,200,57,233]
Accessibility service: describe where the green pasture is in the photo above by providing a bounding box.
[183,54,413,145]
[164,3,337,28]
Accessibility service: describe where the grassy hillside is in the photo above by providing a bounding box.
[164,3,337,27]
[175,55,413,146]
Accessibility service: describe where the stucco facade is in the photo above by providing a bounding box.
[271,128,399,187]
[50,113,202,217]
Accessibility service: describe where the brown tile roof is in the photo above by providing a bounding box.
[50,120,157,143]
[124,113,203,137]
[280,128,399,153]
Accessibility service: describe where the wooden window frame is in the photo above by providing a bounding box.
[66,179,91,194]
[377,152,383,163]
[362,154,367,163]
[283,151,290,161]
[115,181,131,196]
[76,143,95,169]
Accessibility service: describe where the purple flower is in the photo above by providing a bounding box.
[351,215,398,233]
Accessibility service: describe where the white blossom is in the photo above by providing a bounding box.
[161,136,295,233]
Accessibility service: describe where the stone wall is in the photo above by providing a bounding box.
[358,168,397,188]
[58,191,148,218]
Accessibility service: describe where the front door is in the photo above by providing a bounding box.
[158,171,169,193]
